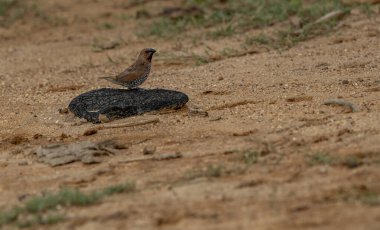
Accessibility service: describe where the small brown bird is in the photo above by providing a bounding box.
[100,48,156,89]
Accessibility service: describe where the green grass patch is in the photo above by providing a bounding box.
[0,181,135,228]
[307,152,365,168]
[307,152,337,165]
[0,0,25,26]
[98,22,116,30]
[192,53,210,66]
[102,182,136,196]
[360,192,380,206]
[0,0,16,16]
[135,0,360,67]
[245,33,272,47]
[0,0,68,27]
[148,17,189,37]
[209,24,235,38]
[24,189,103,213]
[341,155,363,169]
[144,0,349,39]
[205,164,223,178]
[241,149,261,166]
[16,213,64,228]
[183,164,224,181]
[340,186,380,206]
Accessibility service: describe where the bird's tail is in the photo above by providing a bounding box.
[99,76,120,85]
[99,76,116,80]
[99,76,118,83]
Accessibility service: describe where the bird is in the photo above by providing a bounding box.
[100,48,156,89]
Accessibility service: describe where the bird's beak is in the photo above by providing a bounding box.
[147,48,156,53]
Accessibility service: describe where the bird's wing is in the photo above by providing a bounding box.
[115,64,147,83]
[98,66,134,81]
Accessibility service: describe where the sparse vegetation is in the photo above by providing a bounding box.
[307,152,365,168]
[192,53,210,66]
[99,22,116,30]
[360,192,380,206]
[178,152,265,184]
[245,33,272,46]
[143,0,349,42]
[340,186,380,207]
[241,149,261,166]
[0,0,24,26]
[0,0,67,27]
[307,152,336,165]
[205,164,223,178]
[210,24,235,38]
[0,0,15,16]
[341,155,363,169]
[182,164,224,181]
[137,0,359,65]
[0,181,135,228]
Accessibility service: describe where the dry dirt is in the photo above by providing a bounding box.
[0,0,379,229]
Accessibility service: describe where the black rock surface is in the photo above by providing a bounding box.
[69,88,189,123]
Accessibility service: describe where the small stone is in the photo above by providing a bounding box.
[113,143,128,149]
[59,108,69,114]
[209,116,222,121]
[8,135,28,145]
[286,95,313,102]
[315,62,329,69]
[218,76,224,81]
[99,114,111,123]
[18,194,30,201]
[0,162,8,168]
[341,80,349,84]
[60,133,69,140]
[83,128,98,136]
[290,16,302,28]
[319,167,328,174]
[251,84,258,92]
[18,160,29,166]
[36,141,119,166]
[33,133,43,139]
[72,118,88,126]
[188,107,208,117]
[153,152,182,161]
[143,146,156,155]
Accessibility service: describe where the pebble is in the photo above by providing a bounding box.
[18,160,29,166]
[143,145,156,155]
[59,108,69,114]
[83,128,98,136]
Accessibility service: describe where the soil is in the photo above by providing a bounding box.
[0,0,379,229]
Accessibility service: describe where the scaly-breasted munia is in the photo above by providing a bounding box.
[100,48,156,89]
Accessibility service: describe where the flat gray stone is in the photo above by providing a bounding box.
[69,88,189,123]
[36,141,121,166]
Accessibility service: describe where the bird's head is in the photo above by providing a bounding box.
[138,48,156,63]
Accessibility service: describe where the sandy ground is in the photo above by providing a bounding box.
[0,0,379,229]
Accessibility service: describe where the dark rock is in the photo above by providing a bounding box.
[69,88,189,123]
